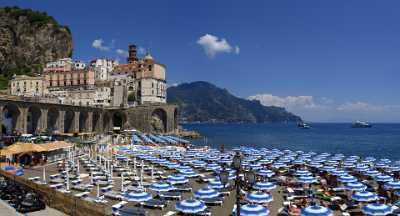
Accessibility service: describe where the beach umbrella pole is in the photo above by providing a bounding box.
[121,172,124,192]
[140,160,144,187]
[66,166,70,191]
[97,183,100,198]
[42,166,46,184]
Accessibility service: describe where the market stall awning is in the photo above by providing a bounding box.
[0,142,46,156]
[0,141,72,156]
[38,141,72,151]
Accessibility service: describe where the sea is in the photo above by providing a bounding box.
[182,123,400,161]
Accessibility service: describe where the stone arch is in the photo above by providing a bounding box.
[64,110,75,133]
[92,111,100,132]
[47,107,59,134]
[79,111,88,132]
[2,103,21,135]
[103,112,111,132]
[112,111,126,129]
[27,105,41,134]
[151,108,167,133]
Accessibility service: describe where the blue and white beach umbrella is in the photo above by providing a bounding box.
[245,192,273,204]
[253,181,276,191]
[194,187,220,199]
[375,174,393,182]
[364,170,380,177]
[208,179,226,189]
[346,182,367,191]
[272,162,288,169]
[355,164,369,172]
[295,169,312,176]
[361,203,393,216]
[297,176,318,184]
[301,205,333,216]
[175,199,207,214]
[338,175,358,183]
[124,191,152,202]
[352,191,378,202]
[309,162,323,168]
[320,166,336,172]
[342,162,355,168]
[167,175,189,185]
[240,204,270,216]
[256,169,274,177]
[179,169,199,178]
[384,181,400,190]
[149,182,175,192]
[330,169,348,176]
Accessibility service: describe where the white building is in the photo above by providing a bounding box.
[136,54,167,104]
[44,58,73,72]
[90,59,118,81]
[93,86,112,107]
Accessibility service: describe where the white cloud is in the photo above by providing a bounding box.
[337,102,384,112]
[92,39,110,51]
[116,49,129,57]
[138,46,146,55]
[248,94,317,109]
[248,93,400,122]
[197,34,239,58]
[234,46,240,54]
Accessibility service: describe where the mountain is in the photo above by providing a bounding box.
[167,81,302,123]
[0,6,73,89]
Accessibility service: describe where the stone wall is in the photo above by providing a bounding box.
[125,104,177,133]
[0,169,108,216]
[0,97,178,134]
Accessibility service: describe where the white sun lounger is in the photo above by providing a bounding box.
[163,211,176,216]
[75,191,90,198]
[112,201,128,215]
[28,176,40,181]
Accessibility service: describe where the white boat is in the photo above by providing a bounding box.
[352,121,372,128]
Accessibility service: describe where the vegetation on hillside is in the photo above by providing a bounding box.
[0,6,72,89]
[167,81,302,123]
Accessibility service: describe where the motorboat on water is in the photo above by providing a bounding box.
[352,121,372,128]
[297,122,311,129]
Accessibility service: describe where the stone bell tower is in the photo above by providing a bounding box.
[127,44,138,64]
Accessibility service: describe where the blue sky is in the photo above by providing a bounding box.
[3,0,400,122]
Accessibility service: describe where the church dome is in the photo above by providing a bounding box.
[144,52,153,61]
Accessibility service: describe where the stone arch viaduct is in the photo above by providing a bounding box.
[0,97,178,135]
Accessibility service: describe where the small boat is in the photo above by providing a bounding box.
[297,122,311,129]
[352,121,372,128]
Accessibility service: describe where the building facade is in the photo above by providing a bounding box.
[44,58,95,90]
[9,75,48,97]
[90,58,118,81]
[113,45,167,105]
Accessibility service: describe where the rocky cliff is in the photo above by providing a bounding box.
[0,6,73,88]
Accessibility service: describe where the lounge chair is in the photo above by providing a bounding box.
[174,184,192,192]
[201,197,223,206]
[163,211,176,216]
[118,206,146,216]
[195,210,212,216]
[101,185,113,192]
[72,184,91,192]
[142,198,167,209]
[50,183,64,189]
[28,176,40,181]
[104,190,123,200]
[112,201,128,215]
[74,191,90,198]
[159,191,181,200]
